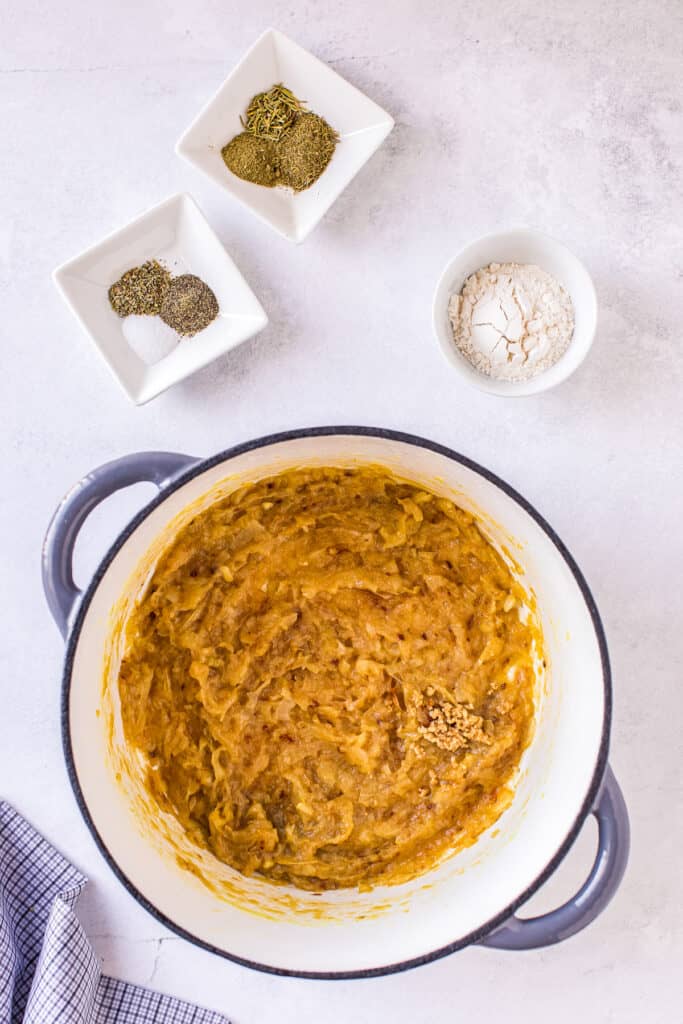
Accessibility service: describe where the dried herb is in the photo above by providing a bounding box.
[108,260,171,317]
[221,133,279,187]
[159,275,219,336]
[221,83,338,192]
[242,83,304,142]
[277,112,338,192]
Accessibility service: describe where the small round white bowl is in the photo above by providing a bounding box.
[432,229,598,396]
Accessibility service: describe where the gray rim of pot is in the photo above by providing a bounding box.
[60,426,611,979]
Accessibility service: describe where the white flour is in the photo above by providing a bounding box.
[448,262,574,382]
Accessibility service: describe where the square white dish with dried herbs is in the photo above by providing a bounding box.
[53,194,268,404]
[176,28,394,243]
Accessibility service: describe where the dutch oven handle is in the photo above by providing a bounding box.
[480,764,629,950]
[42,452,199,638]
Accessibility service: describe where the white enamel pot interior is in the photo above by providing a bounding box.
[51,428,612,977]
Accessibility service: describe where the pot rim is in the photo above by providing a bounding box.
[61,426,611,979]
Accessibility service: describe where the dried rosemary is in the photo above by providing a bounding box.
[159,275,219,336]
[241,83,304,142]
[108,260,171,317]
[221,83,338,193]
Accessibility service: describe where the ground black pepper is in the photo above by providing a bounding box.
[159,275,219,336]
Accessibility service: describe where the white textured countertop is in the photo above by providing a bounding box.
[2,1,681,1021]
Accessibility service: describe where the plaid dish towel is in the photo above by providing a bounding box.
[0,802,229,1024]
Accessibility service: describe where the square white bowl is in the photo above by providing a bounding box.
[175,28,394,243]
[53,193,268,405]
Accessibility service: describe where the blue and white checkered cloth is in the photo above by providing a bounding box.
[0,802,230,1024]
